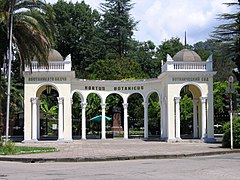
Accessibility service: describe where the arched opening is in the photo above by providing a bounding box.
[128,93,144,138]
[72,92,82,139]
[179,84,201,139]
[86,93,101,139]
[38,85,59,140]
[106,93,124,139]
[147,92,161,138]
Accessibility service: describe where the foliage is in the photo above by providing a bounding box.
[193,39,236,82]
[99,0,137,59]
[130,40,160,78]
[40,94,58,120]
[0,143,57,155]
[222,116,240,148]
[72,93,82,119]
[211,2,240,81]
[1,140,16,155]
[180,94,193,134]
[86,93,101,119]
[88,58,148,80]
[156,37,184,62]
[0,0,55,71]
[0,0,55,134]
[52,0,101,78]
[148,93,160,135]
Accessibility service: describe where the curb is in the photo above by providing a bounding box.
[0,150,239,163]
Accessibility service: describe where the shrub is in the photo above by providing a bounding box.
[2,140,16,155]
[222,116,240,148]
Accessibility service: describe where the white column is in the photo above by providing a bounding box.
[31,97,38,141]
[81,102,87,140]
[175,97,181,140]
[123,103,128,139]
[143,101,149,139]
[101,103,106,139]
[200,97,207,140]
[159,101,163,138]
[58,97,64,141]
[37,99,41,139]
[192,99,198,138]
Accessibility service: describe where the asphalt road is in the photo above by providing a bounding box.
[0,153,239,180]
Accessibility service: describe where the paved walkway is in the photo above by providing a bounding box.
[0,139,239,163]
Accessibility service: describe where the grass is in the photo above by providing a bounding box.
[0,142,57,155]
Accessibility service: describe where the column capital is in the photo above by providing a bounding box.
[101,103,106,109]
[142,102,149,108]
[31,97,38,104]
[200,97,207,103]
[192,98,198,104]
[81,102,87,109]
[174,97,181,103]
[122,103,128,109]
[57,97,64,104]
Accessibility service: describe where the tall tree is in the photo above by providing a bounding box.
[0,0,55,70]
[87,58,148,80]
[100,0,137,59]
[211,1,240,80]
[52,0,101,78]
[129,40,160,78]
[156,37,184,62]
[193,39,236,82]
[0,0,55,135]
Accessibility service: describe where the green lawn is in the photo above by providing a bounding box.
[0,145,57,155]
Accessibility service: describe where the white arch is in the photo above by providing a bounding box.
[35,82,60,97]
[177,82,203,97]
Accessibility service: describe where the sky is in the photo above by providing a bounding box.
[46,0,236,45]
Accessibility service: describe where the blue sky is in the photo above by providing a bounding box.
[46,0,236,45]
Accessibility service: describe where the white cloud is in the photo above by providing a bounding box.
[46,0,236,45]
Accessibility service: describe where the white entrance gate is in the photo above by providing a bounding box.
[23,49,216,142]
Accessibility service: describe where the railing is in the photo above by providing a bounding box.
[162,61,212,72]
[25,61,71,72]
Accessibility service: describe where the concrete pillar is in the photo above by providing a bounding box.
[81,102,87,140]
[31,97,38,141]
[200,97,207,140]
[123,103,128,139]
[143,101,149,139]
[37,99,41,139]
[175,97,181,140]
[101,103,106,139]
[57,97,64,141]
[192,99,198,138]
[159,101,163,139]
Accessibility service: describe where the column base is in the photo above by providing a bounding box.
[165,138,182,142]
[175,137,182,142]
[204,138,216,143]
[22,139,38,143]
[57,139,73,143]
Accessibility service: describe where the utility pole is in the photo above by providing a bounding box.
[226,76,234,150]
[5,0,15,142]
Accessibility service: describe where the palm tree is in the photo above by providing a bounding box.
[0,0,55,70]
[0,0,56,136]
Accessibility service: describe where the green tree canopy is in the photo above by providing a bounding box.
[156,37,184,62]
[99,0,137,59]
[87,58,148,80]
[0,0,55,70]
[211,1,240,80]
[52,0,101,78]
